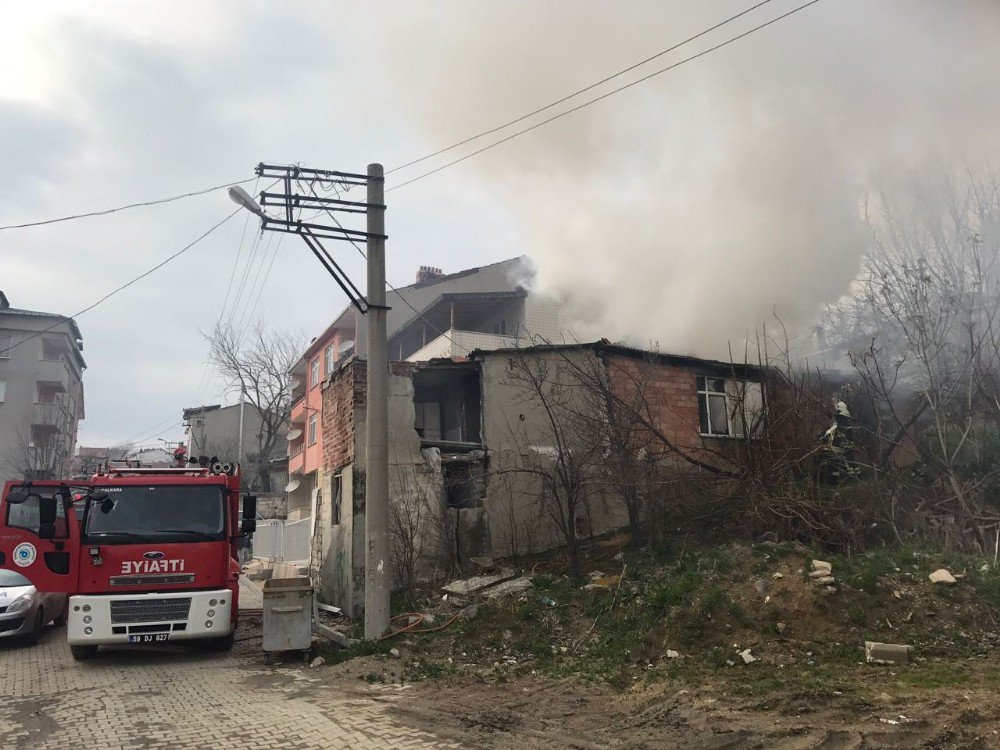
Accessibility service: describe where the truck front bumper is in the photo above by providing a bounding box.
[67,589,233,645]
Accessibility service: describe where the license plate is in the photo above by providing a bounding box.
[128,634,169,644]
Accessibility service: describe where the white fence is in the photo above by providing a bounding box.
[252,518,311,562]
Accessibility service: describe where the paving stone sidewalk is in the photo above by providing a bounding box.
[0,579,461,749]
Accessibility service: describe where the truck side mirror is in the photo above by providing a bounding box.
[241,495,257,536]
[6,486,29,504]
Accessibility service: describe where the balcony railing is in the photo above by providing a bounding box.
[407,329,521,362]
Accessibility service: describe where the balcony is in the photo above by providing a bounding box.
[407,329,520,362]
[31,402,68,429]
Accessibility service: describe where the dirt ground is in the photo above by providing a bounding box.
[317,657,997,749]
[315,542,1000,748]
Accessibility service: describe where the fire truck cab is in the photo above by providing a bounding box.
[0,465,255,660]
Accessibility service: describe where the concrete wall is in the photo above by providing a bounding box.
[479,348,628,558]
[0,311,84,479]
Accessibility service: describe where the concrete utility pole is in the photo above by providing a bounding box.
[363,163,390,640]
[232,162,389,640]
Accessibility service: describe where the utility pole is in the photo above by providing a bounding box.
[363,164,390,639]
[231,163,389,640]
[237,394,245,475]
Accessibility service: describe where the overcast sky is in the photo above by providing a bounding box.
[2,1,998,450]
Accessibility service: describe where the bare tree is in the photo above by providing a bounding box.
[825,173,1000,549]
[206,321,303,491]
[1,424,72,480]
[499,350,608,580]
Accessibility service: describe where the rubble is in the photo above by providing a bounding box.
[866,641,911,665]
[811,559,833,573]
[442,569,516,596]
[738,648,757,664]
[310,656,326,668]
[390,648,401,658]
[929,569,957,585]
[460,605,479,620]
[484,577,533,600]
[814,576,836,585]
[666,650,680,659]
[776,622,787,634]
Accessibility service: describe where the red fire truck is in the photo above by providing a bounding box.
[0,463,255,660]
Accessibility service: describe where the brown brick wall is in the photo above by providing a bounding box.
[321,359,365,473]
[605,353,750,469]
[320,359,418,473]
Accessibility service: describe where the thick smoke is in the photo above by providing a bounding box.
[348,0,1000,358]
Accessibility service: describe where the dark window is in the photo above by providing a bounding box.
[331,474,342,525]
[696,375,765,438]
[85,485,225,541]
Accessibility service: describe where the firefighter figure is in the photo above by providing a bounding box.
[173,441,188,467]
[820,400,858,483]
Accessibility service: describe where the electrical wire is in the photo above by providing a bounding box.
[0,208,241,358]
[384,0,822,195]
[385,0,776,176]
[0,177,255,231]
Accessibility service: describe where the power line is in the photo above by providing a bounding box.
[0,177,255,231]
[318,205,460,352]
[384,0,822,195]
[385,0,776,176]
[0,208,241,358]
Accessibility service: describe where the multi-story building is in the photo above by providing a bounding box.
[0,291,86,480]
[285,256,567,522]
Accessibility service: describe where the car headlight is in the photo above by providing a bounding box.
[6,594,33,614]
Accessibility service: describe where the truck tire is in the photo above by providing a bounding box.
[53,603,68,627]
[71,644,98,661]
[209,632,235,651]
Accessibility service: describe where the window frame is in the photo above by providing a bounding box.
[324,344,335,375]
[696,375,764,439]
[0,379,6,402]
[307,413,318,446]
[331,473,342,525]
[309,358,320,388]
[0,330,11,359]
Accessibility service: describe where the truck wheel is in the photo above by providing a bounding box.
[71,645,99,661]
[209,632,235,651]
[53,604,68,627]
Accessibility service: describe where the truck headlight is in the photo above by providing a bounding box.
[6,594,32,614]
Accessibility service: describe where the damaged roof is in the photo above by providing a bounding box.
[469,340,770,376]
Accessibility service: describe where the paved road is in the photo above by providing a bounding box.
[0,580,461,750]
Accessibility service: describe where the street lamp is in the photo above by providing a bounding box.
[228,186,267,218]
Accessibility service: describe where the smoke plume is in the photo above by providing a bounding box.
[349,0,1000,357]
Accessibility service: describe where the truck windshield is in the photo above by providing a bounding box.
[85,485,225,540]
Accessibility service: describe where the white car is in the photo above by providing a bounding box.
[0,569,67,644]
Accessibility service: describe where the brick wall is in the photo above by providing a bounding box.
[605,353,752,470]
[321,359,365,473]
[320,358,420,474]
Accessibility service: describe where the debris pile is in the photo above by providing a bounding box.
[809,559,837,595]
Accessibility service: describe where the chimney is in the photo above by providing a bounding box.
[0,291,8,310]
[415,266,444,284]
